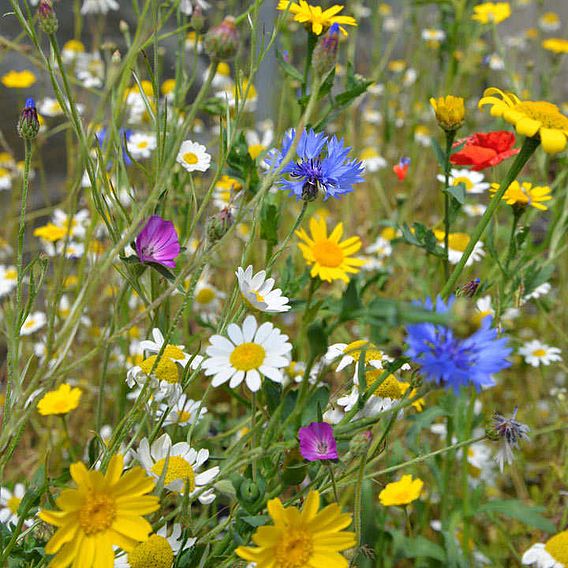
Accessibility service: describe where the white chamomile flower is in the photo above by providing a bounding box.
[365,237,392,258]
[157,394,208,427]
[0,167,12,191]
[438,169,490,194]
[81,0,119,14]
[75,52,105,88]
[38,97,64,117]
[127,132,157,160]
[0,484,32,527]
[486,53,505,70]
[538,11,561,32]
[193,277,226,319]
[236,265,291,313]
[522,530,568,567]
[434,231,485,266]
[245,123,274,160]
[519,340,562,367]
[414,126,432,147]
[421,28,446,42]
[115,522,196,566]
[177,140,211,173]
[134,433,219,502]
[180,0,210,16]
[523,282,551,303]
[0,265,17,297]
[20,311,47,336]
[464,203,487,217]
[202,315,292,392]
[325,340,385,373]
[359,147,387,172]
[52,208,90,239]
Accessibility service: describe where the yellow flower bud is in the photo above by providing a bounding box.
[429,95,465,131]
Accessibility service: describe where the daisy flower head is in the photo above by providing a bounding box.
[379,474,423,506]
[438,168,490,194]
[236,490,356,567]
[490,180,552,211]
[277,1,357,36]
[81,0,119,14]
[38,454,159,567]
[20,311,46,335]
[193,275,226,320]
[479,87,568,154]
[405,296,512,392]
[519,340,562,367]
[471,2,511,25]
[0,484,32,527]
[434,231,485,266]
[542,38,568,55]
[267,128,364,201]
[127,132,157,160]
[157,395,208,427]
[0,265,17,297]
[430,95,465,131]
[522,530,568,568]
[37,383,82,416]
[236,265,291,313]
[135,215,180,268]
[1,70,36,88]
[202,315,292,392]
[326,339,385,373]
[359,147,387,172]
[176,140,211,173]
[134,433,219,502]
[296,217,365,283]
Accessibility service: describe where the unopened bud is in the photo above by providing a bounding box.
[206,207,233,242]
[457,278,481,298]
[18,98,40,140]
[119,20,129,34]
[204,16,239,60]
[111,50,121,64]
[348,430,372,456]
[312,23,340,77]
[191,6,205,32]
[38,0,59,34]
[430,95,465,132]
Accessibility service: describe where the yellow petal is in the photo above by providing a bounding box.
[539,128,567,153]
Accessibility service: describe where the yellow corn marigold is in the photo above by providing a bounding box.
[277,1,357,36]
[379,474,424,506]
[490,180,552,210]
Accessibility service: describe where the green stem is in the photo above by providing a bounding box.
[443,130,457,279]
[441,137,540,298]
[504,206,524,274]
[327,463,340,503]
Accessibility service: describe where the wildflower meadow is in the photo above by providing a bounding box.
[1,0,568,566]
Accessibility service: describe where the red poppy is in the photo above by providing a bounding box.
[393,157,410,181]
[450,131,519,171]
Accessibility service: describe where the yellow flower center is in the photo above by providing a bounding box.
[230,343,266,371]
[275,528,313,567]
[532,348,547,357]
[151,456,195,491]
[178,410,192,423]
[196,287,216,304]
[360,147,379,160]
[23,318,38,329]
[344,340,383,364]
[514,101,568,130]
[137,140,149,149]
[312,240,344,268]
[248,143,265,159]
[128,534,174,568]
[0,167,10,177]
[447,233,470,252]
[253,291,265,303]
[7,495,21,514]
[78,493,116,536]
[33,223,68,242]
[545,531,568,565]
[5,268,17,280]
[373,374,404,399]
[183,152,199,165]
[139,345,186,384]
[453,176,474,191]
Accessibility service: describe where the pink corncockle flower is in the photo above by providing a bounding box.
[135,215,180,268]
[298,422,338,462]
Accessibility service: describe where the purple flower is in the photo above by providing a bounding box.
[135,215,180,268]
[298,422,338,462]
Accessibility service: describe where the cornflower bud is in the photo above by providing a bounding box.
[457,278,481,298]
[312,23,340,77]
[430,95,465,131]
[38,0,59,34]
[18,98,40,140]
[204,16,239,60]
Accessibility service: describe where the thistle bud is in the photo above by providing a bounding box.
[191,5,205,32]
[312,23,340,77]
[430,95,465,132]
[18,98,40,140]
[204,16,239,60]
[206,207,233,243]
[38,0,58,34]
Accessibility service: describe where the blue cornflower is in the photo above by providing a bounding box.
[96,127,133,167]
[405,296,511,392]
[267,128,364,201]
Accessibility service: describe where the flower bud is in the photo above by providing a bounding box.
[191,6,205,32]
[204,16,239,60]
[348,430,372,457]
[457,278,481,298]
[430,95,465,131]
[312,23,340,77]
[18,98,40,140]
[38,0,59,34]
[206,207,233,243]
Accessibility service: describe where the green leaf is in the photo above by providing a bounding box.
[402,536,447,561]
[260,202,280,245]
[431,137,447,170]
[339,278,361,320]
[445,182,466,205]
[477,500,555,532]
[307,320,328,361]
[276,50,303,83]
[240,514,270,527]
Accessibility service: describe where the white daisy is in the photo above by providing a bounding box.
[359,147,387,172]
[177,140,211,173]
[538,11,561,32]
[115,523,196,566]
[127,132,157,160]
[365,237,392,258]
[202,315,292,392]
[522,530,568,567]
[414,126,432,147]
[193,277,226,319]
[0,484,32,527]
[485,53,505,70]
[52,209,90,239]
[75,52,105,88]
[20,311,47,336]
[134,433,219,502]
[435,232,485,266]
[157,395,208,427]
[185,31,204,53]
[0,167,12,191]
[523,282,552,302]
[180,0,210,16]
[81,0,119,14]
[325,340,384,373]
[464,203,487,217]
[236,265,291,313]
[245,122,274,160]
[438,169,490,194]
[421,28,446,42]
[519,340,562,367]
[0,265,17,298]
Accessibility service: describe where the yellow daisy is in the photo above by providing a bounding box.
[1,70,37,88]
[296,217,365,283]
[490,180,552,210]
[277,1,357,36]
[378,474,423,506]
[542,38,568,55]
[236,489,356,567]
[479,87,568,153]
[471,2,511,25]
[37,384,82,416]
[39,454,159,568]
